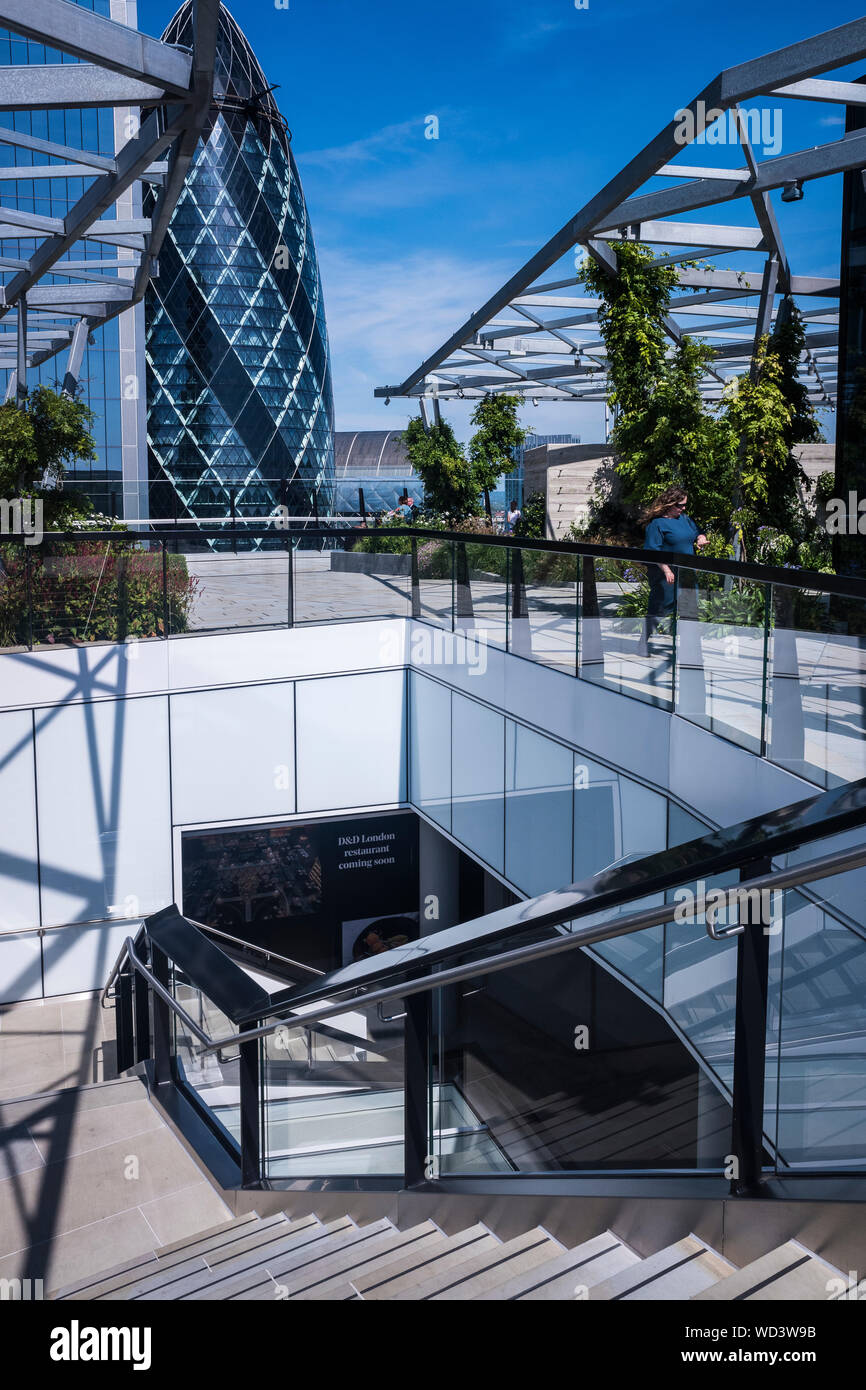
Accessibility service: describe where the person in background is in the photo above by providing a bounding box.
[638,486,707,651]
[504,500,521,535]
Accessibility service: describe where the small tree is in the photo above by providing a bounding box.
[580,243,732,535]
[0,385,96,526]
[468,394,526,514]
[402,415,479,521]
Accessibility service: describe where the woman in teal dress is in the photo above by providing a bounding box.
[639,486,707,649]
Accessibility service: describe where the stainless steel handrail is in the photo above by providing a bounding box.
[199,841,866,1055]
[187,917,325,979]
[102,936,212,1047]
[99,842,866,1061]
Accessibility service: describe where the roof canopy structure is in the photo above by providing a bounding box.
[0,0,219,396]
[374,19,866,411]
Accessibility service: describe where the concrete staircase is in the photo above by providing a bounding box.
[51,1209,846,1302]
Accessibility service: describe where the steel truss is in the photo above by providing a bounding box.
[374,20,866,410]
[0,0,218,397]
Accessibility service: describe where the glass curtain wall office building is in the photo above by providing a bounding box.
[145,2,335,526]
[0,0,144,516]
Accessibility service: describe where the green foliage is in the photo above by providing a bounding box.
[513,491,546,540]
[580,242,678,418]
[0,386,96,526]
[402,416,480,521]
[0,538,197,648]
[580,243,733,534]
[467,394,526,496]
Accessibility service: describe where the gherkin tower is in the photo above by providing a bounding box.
[145,1,334,524]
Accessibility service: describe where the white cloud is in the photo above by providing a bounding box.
[318,245,599,441]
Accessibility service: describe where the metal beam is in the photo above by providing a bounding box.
[600,126,866,231]
[2,104,186,311]
[0,124,116,170]
[0,66,167,110]
[0,0,193,95]
[62,317,89,397]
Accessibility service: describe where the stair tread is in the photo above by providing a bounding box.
[228,1222,445,1301]
[95,1214,317,1301]
[695,1241,843,1301]
[423,1229,565,1301]
[591,1236,734,1301]
[186,1219,404,1301]
[134,1216,357,1301]
[478,1230,640,1301]
[352,1224,496,1299]
[53,1213,274,1300]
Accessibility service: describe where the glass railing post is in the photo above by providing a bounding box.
[410,537,421,620]
[133,958,152,1067]
[510,544,529,657]
[404,987,431,1187]
[115,964,135,1073]
[579,555,602,672]
[24,543,33,651]
[759,582,772,757]
[729,855,772,1194]
[287,530,294,629]
[150,943,173,1087]
[161,539,169,639]
[238,1035,262,1186]
[450,540,456,631]
[454,541,473,626]
[670,566,679,710]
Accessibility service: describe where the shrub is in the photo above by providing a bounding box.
[0,539,198,646]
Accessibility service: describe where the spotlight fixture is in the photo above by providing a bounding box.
[781,179,804,203]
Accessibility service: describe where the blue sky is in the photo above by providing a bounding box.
[148,0,859,443]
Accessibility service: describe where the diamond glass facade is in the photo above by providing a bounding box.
[145,1,334,524]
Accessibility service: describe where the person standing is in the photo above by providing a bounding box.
[504,500,521,535]
[638,486,707,651]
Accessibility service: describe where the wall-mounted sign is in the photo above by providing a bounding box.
[181,811,419,973]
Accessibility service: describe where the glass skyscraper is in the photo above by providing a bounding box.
[0,0,142,518]
[145,2,335,524]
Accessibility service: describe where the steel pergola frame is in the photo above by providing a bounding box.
[374,18,866,412]
[0,0,219,398]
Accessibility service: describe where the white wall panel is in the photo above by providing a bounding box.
[409,671,451,832]
[34,696,172,926]
[0,710,40,932]
[171,682,295,825]
[41,920,136,998]
[295,670,406,813]
[452,692,505,874]
[0,933,42,1002]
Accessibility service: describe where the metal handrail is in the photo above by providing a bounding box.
[197,841,866,1055]
[187,917,325,979]
[8,524,866,599]
[102,936,212,1048]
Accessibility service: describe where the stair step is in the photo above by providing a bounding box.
[315,1231,456,1302]
[183,1218,402,1301]
[694,1241,844,1301]
[232,1221,444,1301]
[352,1224,498,1300]
[135,1216,356,1301]
[419,1228,564,1301]
[591,1236,734,1300]
[478,1230,640,1300]
[95,1214,316,1302]
[54,1214,283,1301]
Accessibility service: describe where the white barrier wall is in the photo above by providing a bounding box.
[0,615,855,1003]
[0,623,408,1001]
